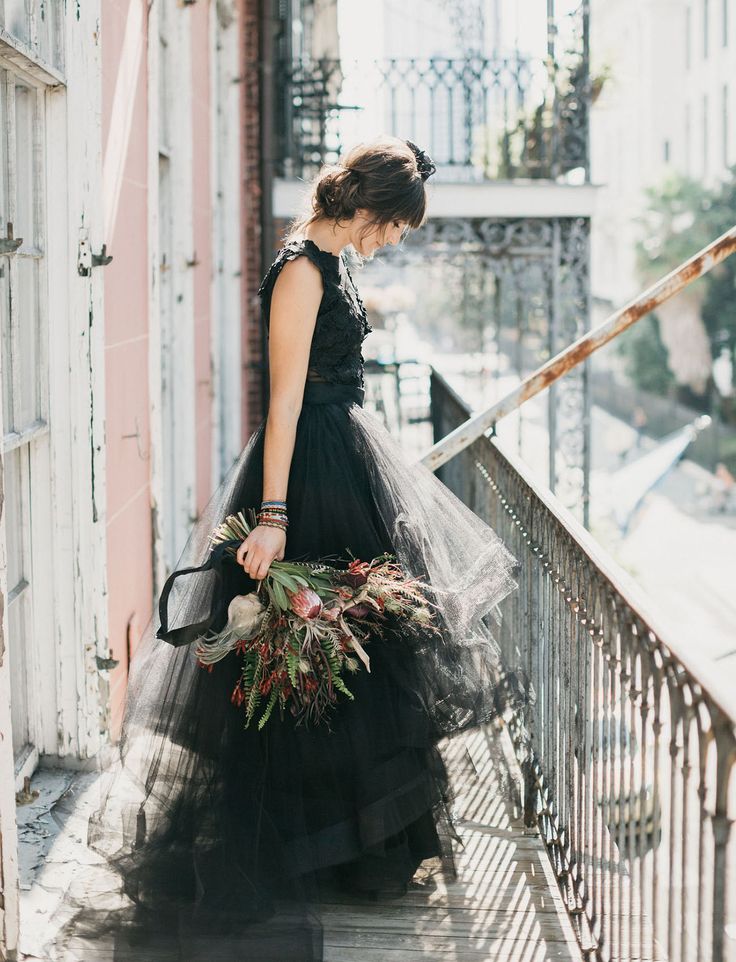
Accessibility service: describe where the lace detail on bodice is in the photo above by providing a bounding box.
[257,238,373,388]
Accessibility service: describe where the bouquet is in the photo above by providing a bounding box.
[194,509,440,730]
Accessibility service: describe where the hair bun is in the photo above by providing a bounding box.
[313,166,361,220]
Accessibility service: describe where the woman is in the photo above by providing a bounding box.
[52,135,524,961]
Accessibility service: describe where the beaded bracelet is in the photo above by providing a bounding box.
[257,500,288,531]
[258,505,287,517]
[258,498,287,528]
[258,518,288,532]
[258,514,288,528]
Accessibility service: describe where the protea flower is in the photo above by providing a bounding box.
[195,591,266,665]
[288,586,322,618]
[227,592,267,631]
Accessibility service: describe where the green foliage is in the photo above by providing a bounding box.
[616,314,675,394]
[632,167,736,369]
[245,654,263,724]
[257,689,279,730]
[286,647,300,688]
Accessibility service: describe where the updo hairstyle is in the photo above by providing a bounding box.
[283,135,433,250]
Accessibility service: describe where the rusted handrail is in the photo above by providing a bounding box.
[419,225,736,472]
[430,371,736,962]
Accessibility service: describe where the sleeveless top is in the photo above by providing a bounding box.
[257,238,373,389]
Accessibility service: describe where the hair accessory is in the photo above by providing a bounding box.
[405,140,437,181]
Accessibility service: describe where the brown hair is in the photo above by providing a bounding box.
[282,135,430,255]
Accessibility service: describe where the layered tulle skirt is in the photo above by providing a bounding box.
[49,380,526,961]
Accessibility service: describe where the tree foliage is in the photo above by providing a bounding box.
[617,167,736,411]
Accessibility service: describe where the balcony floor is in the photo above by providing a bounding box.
[18,726,582,962]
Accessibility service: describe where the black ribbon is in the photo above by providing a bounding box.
[155,538,243,648]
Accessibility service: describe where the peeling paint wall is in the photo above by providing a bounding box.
[1,2,257,953]
[0,462,19,962]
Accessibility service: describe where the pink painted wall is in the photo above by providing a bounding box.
[101,1,241,738]
[102,0,153,738]
[190,1,214,513]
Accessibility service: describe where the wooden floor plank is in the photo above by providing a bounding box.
[21,724,588,962]
[317,725,582,962]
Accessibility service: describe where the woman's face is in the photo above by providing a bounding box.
[350,211,407,255]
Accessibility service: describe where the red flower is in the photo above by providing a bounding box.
[288,587,322,619]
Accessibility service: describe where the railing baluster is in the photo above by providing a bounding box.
[711,727,733,962]
[429,371,736,962]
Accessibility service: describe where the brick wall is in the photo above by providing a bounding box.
[241,0,265,439]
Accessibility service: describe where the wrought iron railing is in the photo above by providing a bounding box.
[275,54,590,182]
[431,370,736,962]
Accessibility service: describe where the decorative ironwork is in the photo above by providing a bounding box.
[431,369,736,962]
[269,1,592,524]
[375,216,591,525]
[275,51,591,182]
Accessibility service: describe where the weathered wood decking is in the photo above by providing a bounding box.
[319,725,582,961]
[18,725,581,962]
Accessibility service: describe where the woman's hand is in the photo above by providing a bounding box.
[236,524,287,582]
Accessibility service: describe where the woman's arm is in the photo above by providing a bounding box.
[236,255,323,581]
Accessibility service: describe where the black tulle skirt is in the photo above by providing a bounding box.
[49,380,526,961]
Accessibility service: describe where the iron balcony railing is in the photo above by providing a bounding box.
[421,227,736,473]
[412,227,736,960]
[275,53,590,182]
[430,369,736,962]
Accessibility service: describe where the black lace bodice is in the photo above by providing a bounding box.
[257,238,373,388]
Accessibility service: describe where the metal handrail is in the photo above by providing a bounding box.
[430,370,736,962]
[419,225,736,472]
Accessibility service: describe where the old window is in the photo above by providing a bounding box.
[0,71,50,774]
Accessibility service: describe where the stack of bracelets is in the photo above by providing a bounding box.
[257,499,288,533]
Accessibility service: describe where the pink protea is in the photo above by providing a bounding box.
[289,586,322,618]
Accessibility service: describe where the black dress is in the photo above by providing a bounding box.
[49,238,525,961]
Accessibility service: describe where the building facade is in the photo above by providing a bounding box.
[590,0,735,310]
[0,1,264,955]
